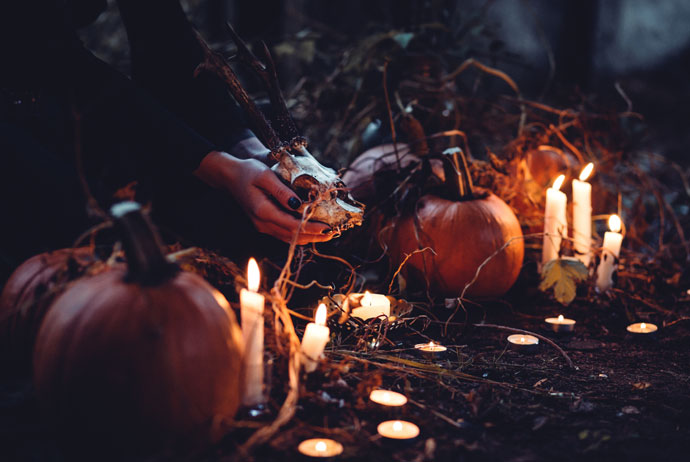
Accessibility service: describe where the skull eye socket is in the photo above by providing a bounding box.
[292,175,319,202]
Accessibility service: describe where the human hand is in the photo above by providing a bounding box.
[194,151,334,244]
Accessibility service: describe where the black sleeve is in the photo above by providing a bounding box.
[116,0,255,152]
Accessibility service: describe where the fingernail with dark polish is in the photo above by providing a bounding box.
[288,197,302,210]
[321,228,332,235]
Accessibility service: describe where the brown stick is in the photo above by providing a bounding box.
[473,323,576,370]
[193,30,286,157]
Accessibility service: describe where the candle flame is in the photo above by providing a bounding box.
[640,322,646,330]
[382,392,391,402]
[247,258,260,292]
[315,303,327,326]
[315,441,327,452]
[552,174,565,191]
[579,162,594,181]
[361,291,373,307]
[608,214,622,233]
[429,341,435,347]
[558,314,564,322]
[393,421,403,432]
[520,336,526,343]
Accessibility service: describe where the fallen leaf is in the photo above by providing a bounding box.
[632,382,652,390]
[533,378,548,388]
[539,258,588,305]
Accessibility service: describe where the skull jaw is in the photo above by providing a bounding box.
[272,148,365,231]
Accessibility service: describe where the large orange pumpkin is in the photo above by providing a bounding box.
[33,202,244,457]
[0,247,99,375]
[384,148,524,298]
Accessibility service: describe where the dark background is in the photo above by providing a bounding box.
[81,0,690,164]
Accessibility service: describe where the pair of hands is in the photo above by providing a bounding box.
[194,141,334,245]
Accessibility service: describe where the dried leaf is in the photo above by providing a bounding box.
[539,258,588,305]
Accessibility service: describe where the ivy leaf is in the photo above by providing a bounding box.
[539,258,588,305]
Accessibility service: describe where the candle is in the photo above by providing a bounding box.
[350,291,391,320]
[414,341,448,359]
[369,389,408,407]
[545,314,576,333]
[377,420,420,440]
[596,214,623,292]
[626,322,658,335]
[240,258,265,406]
[573,163,593,267]
[301,304,331,373]
[542,174,568,268]
[297,438,343,458]
[507,334,539,353]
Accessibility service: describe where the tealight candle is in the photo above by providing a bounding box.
[507,334,539,353]
[542,174,568,268]
[627,322,658,335]
[377,420,420,440]
[545,314,576,333]
[573,163,594,267]
[414,341,448,359]
[301,304,331,373]
[596,214,624,292]
[297,438,343,458]
[369,389,408,407]
[240,258,265,406]
[350,291,391,320]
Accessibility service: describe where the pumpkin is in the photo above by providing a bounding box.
[384,148,524,298]
[33,202,244,457]
[0,247,99,375]
[525,145,577,188]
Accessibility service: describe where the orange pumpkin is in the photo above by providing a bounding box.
[384,148,524,298]
[33,202,244,456]
[0,247,99,375]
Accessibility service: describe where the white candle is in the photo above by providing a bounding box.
[573,163,593,267]
[626,322,658,334]
[545,314,576,333]
[507,334,539,353]
[240,258,265,406]
[350,291,391,320]
[596,214,623,292]
[301,304,330,373]
[297,438,343,458]
[542,174,568,268]
[369,389,408,407]
[377,420,420,440]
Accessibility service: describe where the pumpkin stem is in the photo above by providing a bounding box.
[110,202,178,285]
[442,147,475,200]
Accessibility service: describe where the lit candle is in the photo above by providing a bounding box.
[573,163,593,267]
[545,314,576,333]
[414,341,448,359]
[542,174,568,268]
[596,214,623,292]
[369,389,408,407]
[300,304,331,373]
[507,334,539,353]
[297,438,343,458]
[349,291,391,320]
[240,258,265,406]
[626,322,658,335]
[377,420,420,440]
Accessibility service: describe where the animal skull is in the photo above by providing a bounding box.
[272,147,365,232]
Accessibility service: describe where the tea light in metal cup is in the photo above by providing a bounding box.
[369,389,408,407]
[507,334,539,353]
[414,341,447,359]
[545,314,576,333]
[626,322,658,335]
[377,420,420,440]
[298,438,343,458]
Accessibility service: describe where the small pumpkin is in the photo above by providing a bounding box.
[0,247,101,375]
[384,148,524,298]
[33,202,244,456]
